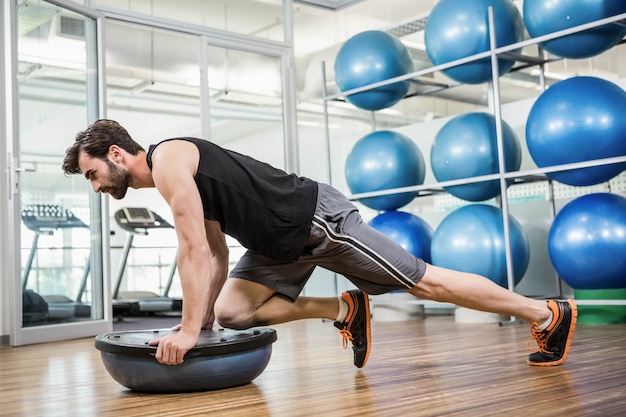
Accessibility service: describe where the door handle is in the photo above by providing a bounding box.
[6,153,36,198]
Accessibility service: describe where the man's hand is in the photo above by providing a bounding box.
[171,310,215,332]
[148,329,199,365]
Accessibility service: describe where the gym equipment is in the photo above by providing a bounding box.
[431,204,530,288]
[95,327,277,393]
[334,30,414,111]
[22,289,49,324]
[430,112,521,202]
[526,76,626,186]
[113,207,180,314]
[548,193,626,289]
[424,0,524,84]
[21,204,91,322]
[368,210,433,263]
[345,130,425,211]
[523,0,626,59]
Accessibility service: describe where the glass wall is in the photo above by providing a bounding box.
[205,45,285,168]
[104,20,201,302]
[96,0,285,42]
[4,1,297,341]
[102,18,287,301]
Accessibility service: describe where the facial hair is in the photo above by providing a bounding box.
[105,159,131,200]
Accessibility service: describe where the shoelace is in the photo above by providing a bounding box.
[527,323,552,354]
[338,328,353,349]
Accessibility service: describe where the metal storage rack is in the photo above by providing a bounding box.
[320,8,626,308]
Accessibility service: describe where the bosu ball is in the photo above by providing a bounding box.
[95,327,277,393]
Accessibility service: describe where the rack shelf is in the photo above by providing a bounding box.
[324,12,626,103]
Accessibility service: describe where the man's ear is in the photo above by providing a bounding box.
[109,145,123,163]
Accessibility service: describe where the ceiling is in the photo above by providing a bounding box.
[14,0,626,156]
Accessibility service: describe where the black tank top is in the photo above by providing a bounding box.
[147,137,318,261]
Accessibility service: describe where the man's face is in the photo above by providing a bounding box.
[78,152,131,199]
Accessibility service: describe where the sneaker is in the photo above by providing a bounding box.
[528,299,577,366]
[334,290,371,368]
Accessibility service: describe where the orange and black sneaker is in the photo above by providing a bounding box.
[334,290,371,368]
[528,299,577,366]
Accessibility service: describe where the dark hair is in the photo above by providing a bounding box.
[62,119,145,174]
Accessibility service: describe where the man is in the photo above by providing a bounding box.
[63,119,577,368]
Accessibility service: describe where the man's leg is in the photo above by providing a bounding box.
[214,277,371,368]
[214,277,340,329]
[409,264,577,366]
[408,264,550,324]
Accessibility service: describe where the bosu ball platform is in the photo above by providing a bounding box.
[95,327,277,393]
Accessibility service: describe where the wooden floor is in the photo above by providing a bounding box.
[1,316,625,417]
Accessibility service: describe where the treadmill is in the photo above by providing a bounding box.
[112,207,180,315]
[21,204,92,322]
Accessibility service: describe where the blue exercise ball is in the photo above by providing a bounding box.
[430,112,521,202]
[335,30,414,111]
[424,0,525,84]
[526,76,626,186]
[368,210,434,263]
[548,193,626,289]
[431,204,530,288]
[345,130,425,211]
[524,0,626,59]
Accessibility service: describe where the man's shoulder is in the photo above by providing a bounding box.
[150,139,201,170]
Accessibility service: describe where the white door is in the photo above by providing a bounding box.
[5,0,112,345]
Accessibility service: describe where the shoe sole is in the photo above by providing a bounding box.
[528,299,578,367]
[359,291,372,368]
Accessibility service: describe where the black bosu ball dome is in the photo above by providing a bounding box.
[95,327,277,393]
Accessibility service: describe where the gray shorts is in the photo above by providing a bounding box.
[229,183,427,300]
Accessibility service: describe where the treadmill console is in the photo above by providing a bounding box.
[123,207,155,223]
[115,207,173,232]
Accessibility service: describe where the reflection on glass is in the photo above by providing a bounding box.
[104,20,202,140]
[17,0,103,327]
[206,45,285,168]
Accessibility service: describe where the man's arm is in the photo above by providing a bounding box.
[147,140,229,365]
[199,219,230,329]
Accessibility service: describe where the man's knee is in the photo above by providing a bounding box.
[407,265,446,301]
[214,296,255,329]
[214,278,275,329]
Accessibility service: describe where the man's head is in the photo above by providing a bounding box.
[63,119,145,199]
